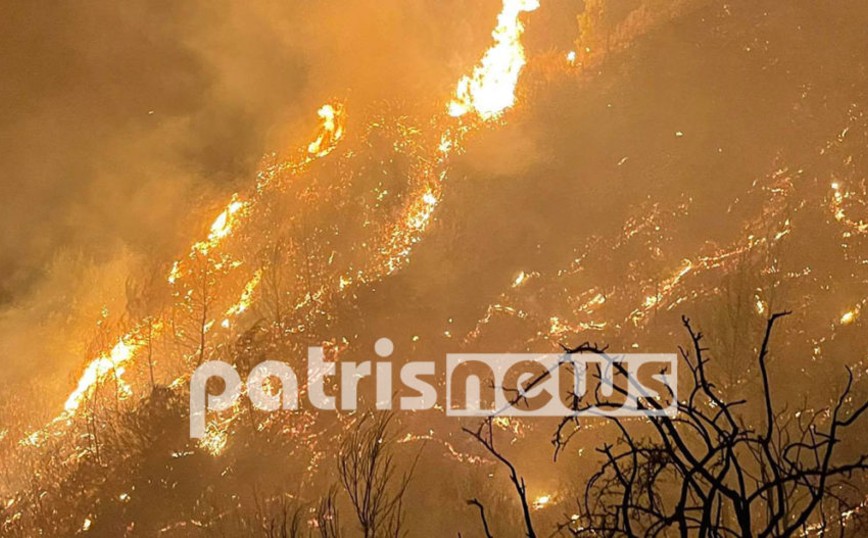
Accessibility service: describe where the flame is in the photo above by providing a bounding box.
[308,103,345,157]
[58,193,250,413]
[840,309,858,325]
[830,181,868,234]
[630,260,693,322]
[226,270,262,317]
[289,0,542,348]
[208,200,245,241]
[64,334,140,412]
[52,0,538,423]
[533,494,552,510]
[167,260,181,284]
[755,295,767,315]
[40,0,540,460]
[192,198,247,255]
[448,0,539,119]
[221,270,263,327]
[513,271,527,287]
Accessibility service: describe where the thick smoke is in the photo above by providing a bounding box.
[0,0,502,387]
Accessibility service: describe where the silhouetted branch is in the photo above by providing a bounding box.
[466,498,494,538]
[463,419,537,538]
[557,312,867,537]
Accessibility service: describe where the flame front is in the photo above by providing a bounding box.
[42,0,540,452]
[192,198,248,256]
[448,0,540,119]
[63,335,139,412]
[52,102,347,428]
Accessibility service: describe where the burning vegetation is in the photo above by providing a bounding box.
[1,0,867,536]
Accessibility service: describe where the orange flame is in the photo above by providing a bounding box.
[448,0,539,119]
[221,270,263,328]
[192,198,247,256]
[64,330,144,412]
[56,103,346,424]
[47,0,540,450]
[308,103,346,157]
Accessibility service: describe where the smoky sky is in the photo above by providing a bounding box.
[6,0,864,408]
[0,0,532,384]
[1,2,867,532]
[0,1,497,302]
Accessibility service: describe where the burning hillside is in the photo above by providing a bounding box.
[1,0,867,536]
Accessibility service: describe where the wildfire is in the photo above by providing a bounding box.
[221,270,263,327]
[64,332,141,412]
[308,103,345,157]
[448,0,540,119]
[41,0,540,462]
[367,0,540,284]
[193,197,247,255]
[51,101,349,428]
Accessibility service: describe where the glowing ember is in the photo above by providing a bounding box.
[167,260,181,284]
[448,0,539,119]
[840,309,858,325]
[533,494,552,510]
[829,181,868,234]
[199,422,229,456]
[755,295,767,315]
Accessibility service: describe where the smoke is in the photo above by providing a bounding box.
[0,0,499,388]
[2,1,867,534]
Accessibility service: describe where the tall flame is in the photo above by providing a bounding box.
[448,0,540,119]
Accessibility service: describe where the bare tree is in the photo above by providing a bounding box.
[337,412,419,538]
[254,493,304,538]
[168,252,220,367]
[464,419,538,538]
[556,313,867,537]
[316,487,343,538]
